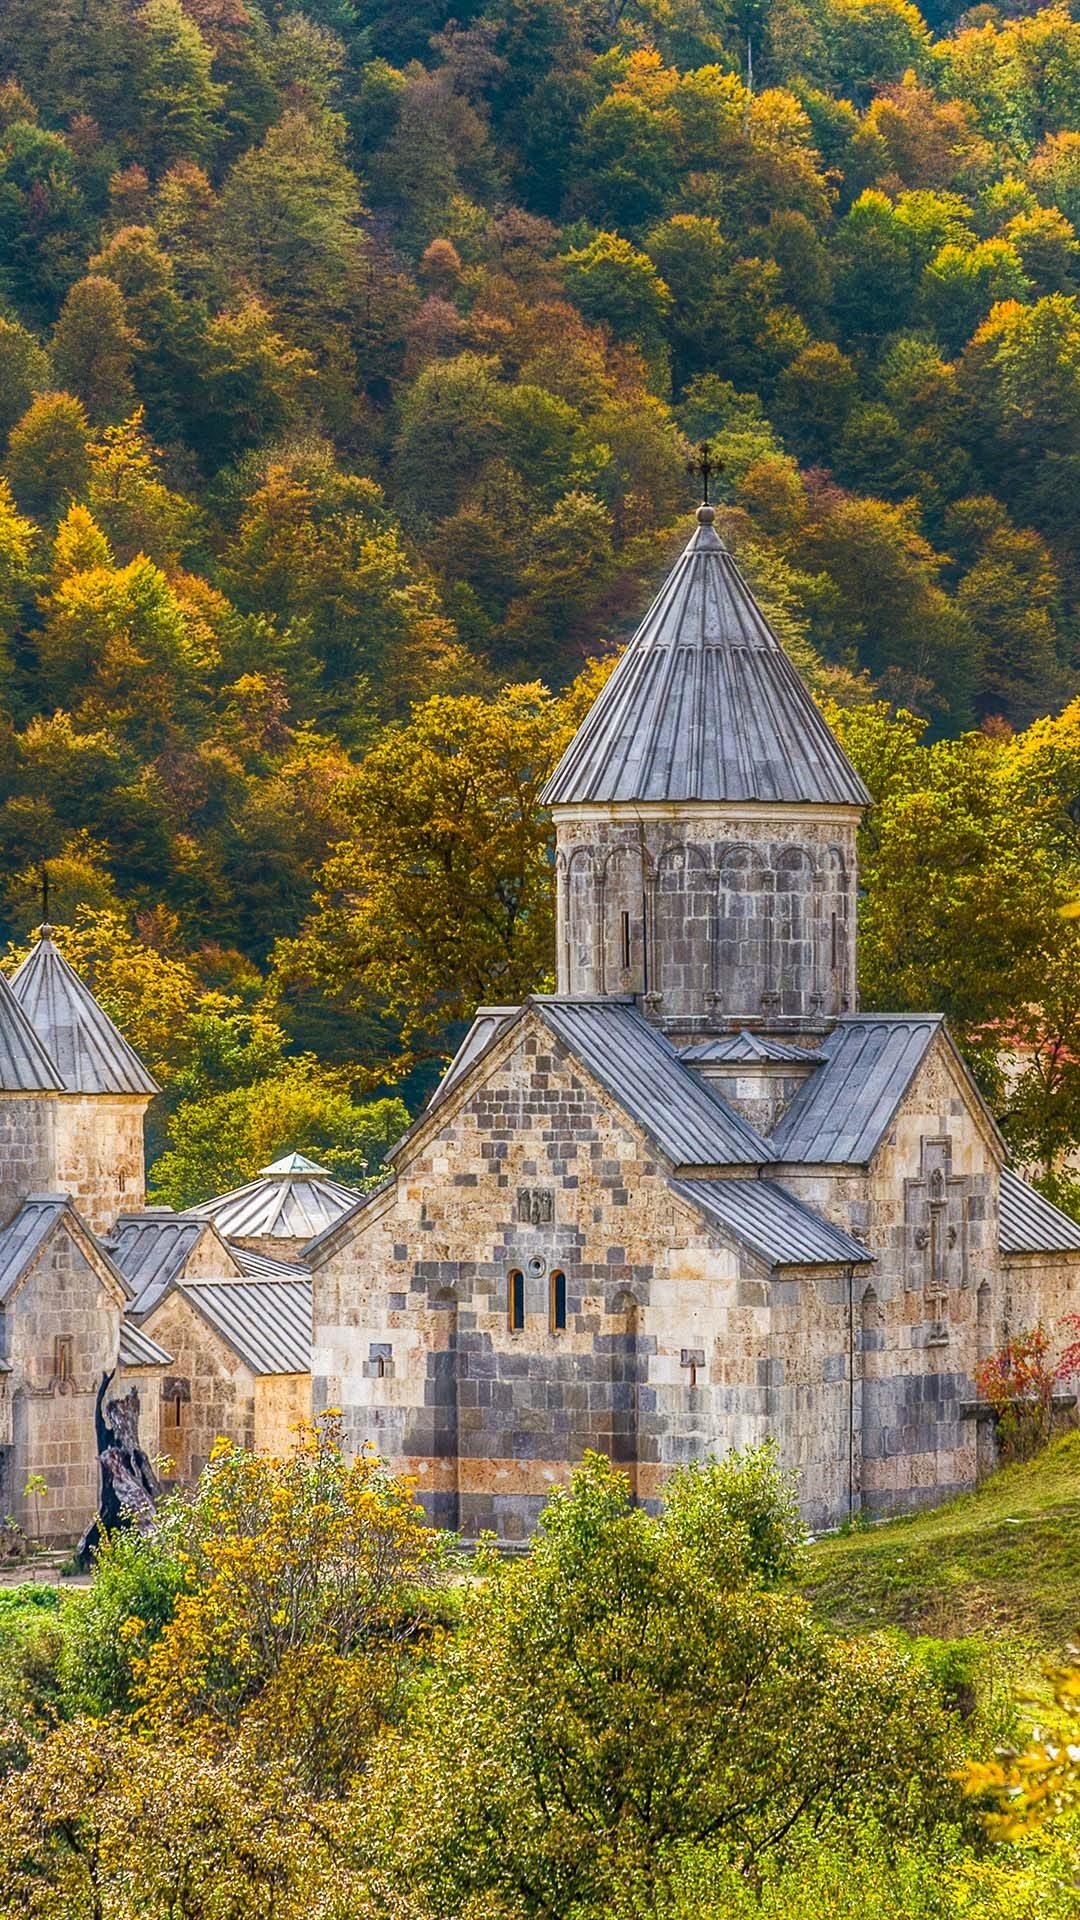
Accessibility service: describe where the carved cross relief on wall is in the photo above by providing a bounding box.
[904,1137,969,1345]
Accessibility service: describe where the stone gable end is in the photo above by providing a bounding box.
[4,1217,127,1539]
[312,1013,871,1536]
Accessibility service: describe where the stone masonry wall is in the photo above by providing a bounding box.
[777,1036,1003,1515]
[52,1096,148,1235]
[254,1372,312,1456]
[6,1222,123,1541]
[141,1291,256,1481]
[554,806,860,1031]
[0,1096,58,1227]
[312,1009,862,1539]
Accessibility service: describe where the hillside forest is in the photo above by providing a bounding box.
[9,0,1080,1195]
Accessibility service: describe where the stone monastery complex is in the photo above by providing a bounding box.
[3,503,1080,1543]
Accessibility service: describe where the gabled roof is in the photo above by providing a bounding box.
[9,930,159,1096]
[177,1276,311,1375]
[0,1197,69,1303]
[680,1032,821,1065]
[770,1016,946,1165]
[999,1168,1080,1257]
[106,1212,238,1317]
[0,1195,132,1305]
[540,507,871,810]
[673,1176,872,1270]
[0,969,65,1092]
[118,1319,172,1367]
[186,1156,360,1243]
[536,999,773,1167]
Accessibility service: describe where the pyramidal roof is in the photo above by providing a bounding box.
[9,929,160,1096]
[186,1152,359,1242]
[262,1152,329,1176]
[541,506,871,809]
[0,969,65,1092]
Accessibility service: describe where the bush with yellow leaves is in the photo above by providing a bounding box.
[963,1651,1080,1840]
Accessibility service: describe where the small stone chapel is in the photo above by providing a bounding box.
[308,503,1080,1541]
[0,933,336,1543]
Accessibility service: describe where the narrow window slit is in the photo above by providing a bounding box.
[550,1269,567,1333]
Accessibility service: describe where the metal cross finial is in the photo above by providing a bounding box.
[40,862,49,929]
[688,441,719,506]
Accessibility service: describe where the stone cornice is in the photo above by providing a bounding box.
[551,801,864,829]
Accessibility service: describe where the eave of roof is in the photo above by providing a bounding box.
[770,1016,947,1166]
[186,1165,360,1242]
[118,1319,172,1367]
[0,1196,132,1306]
[176,1276,311,1375]
[1000,1168,1080,1257]
[536,999,774,1168]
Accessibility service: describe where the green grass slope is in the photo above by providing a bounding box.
[803,1433,1080,1661]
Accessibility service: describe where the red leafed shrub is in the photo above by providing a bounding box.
[974,1317,1080,1461]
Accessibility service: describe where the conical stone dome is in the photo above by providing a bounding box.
[541,507,869,809]
[10,930,159,1096]
[545,507,866,1028]
[0,969,64,1092]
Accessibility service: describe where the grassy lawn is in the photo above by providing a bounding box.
[803,1432,1080,1670]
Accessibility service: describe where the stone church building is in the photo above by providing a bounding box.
[0,934,341,1543]
[308,504,1080,1540]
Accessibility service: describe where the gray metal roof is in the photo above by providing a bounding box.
[186,1160,360,1242]
[674,1176,872,1269]
[177,1276,311,1374]
[770,1016,944,1165]
[10,931,159,1096]
[680,1032,821,1065]
[0,1196,132,1304]
[118,1319,172,1367]
[537,999,773,1167]
[0,969,65,1092]
[540,509,871,809]
[999,1168,1080,1256]
[428,1008,519,1112]
[106,1214,238,1316]
[0,1198,68,1303]
[227,1242,310,1281]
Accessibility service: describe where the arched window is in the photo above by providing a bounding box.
[550,1269,567,1333]
[508,1270,525,1332]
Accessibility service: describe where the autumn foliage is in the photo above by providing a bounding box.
[973,1317,1080,1460]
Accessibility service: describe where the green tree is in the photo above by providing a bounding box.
[921,238,1031,356]
[562,232,673,377]
[367,1452,959,1914]
[6,390,91,524]
[570,91,679,230]
[277,681,577,1073]
[149,1056,408,1205]
[131,0,224,171]
[50,275,142,423]
[221,443,456,728]
[0,476,36,662]
[0,314,51,439]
